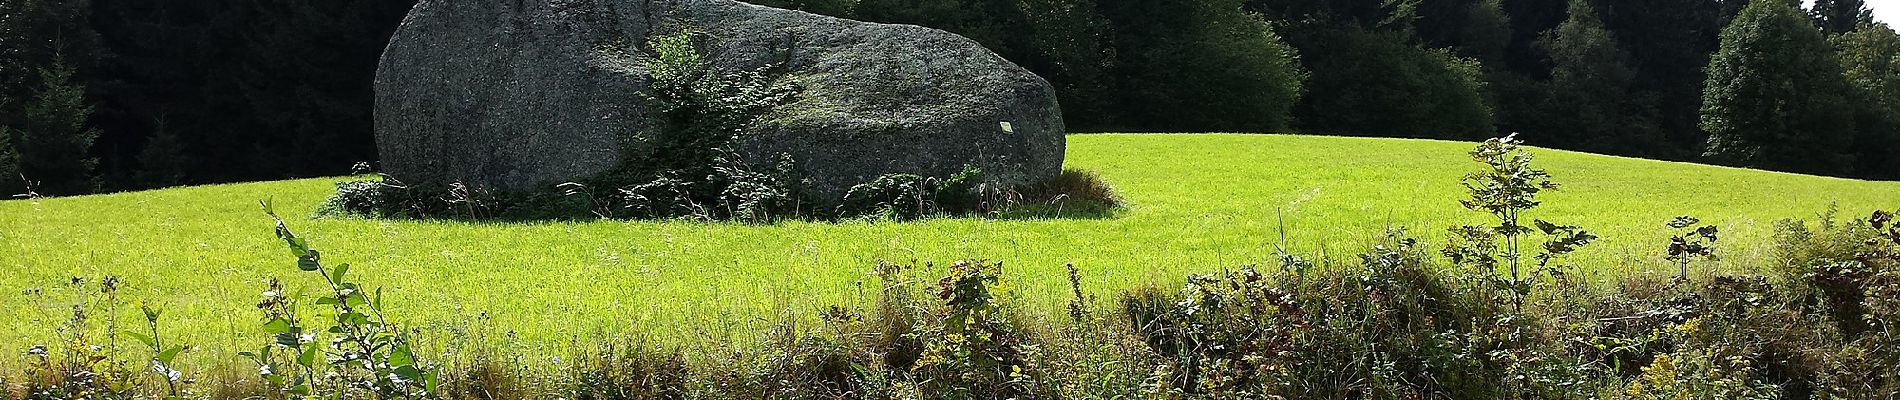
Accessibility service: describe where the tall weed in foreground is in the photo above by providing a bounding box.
[248,201,438,398]
[15,277,146,399]
[1664,216,1721,280]
[1033,265,1152,399]
[1444,133,1597,307]
[127,305,186,399]
[907,260,1035,398]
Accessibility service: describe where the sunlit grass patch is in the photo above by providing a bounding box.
[0,133,1894,369]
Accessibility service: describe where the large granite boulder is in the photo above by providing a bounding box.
[374,0,1065,203]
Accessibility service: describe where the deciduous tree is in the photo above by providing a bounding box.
[1530,0,1659,153]
[1833,22,1900,178]
[1701,0,1857,174]
[1295,26,1493,138]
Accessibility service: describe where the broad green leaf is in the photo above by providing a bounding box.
[297,256,321,272]
[388,345,415,367]
[158,345,184,363]
[287,236,308,257]
[297,344,318,368]
[332,263,349,282]
[393,365,423,381]
[125,331,157,348]
[262,318,293,334]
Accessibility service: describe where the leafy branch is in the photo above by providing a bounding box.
[250,200,436,399]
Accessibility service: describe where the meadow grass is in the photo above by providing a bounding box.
[1,133,1895,371]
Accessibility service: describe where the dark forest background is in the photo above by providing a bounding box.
[0,0,1893,197]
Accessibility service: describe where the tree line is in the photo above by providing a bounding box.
[0,0,1892,197]
[0,0,409,196]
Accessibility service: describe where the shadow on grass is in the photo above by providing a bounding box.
[310,169,1127,225]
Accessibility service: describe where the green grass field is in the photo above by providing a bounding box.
[2,133,1896,370]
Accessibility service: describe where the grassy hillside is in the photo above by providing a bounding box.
[1,133,1895,369]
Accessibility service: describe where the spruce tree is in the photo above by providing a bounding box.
[1700,0,1857,174]
[231,0,410,178]
[0,126,19,194]
[1458,0,1512,67]
[14,60,99,195]
[135,120,189,188]
[0,0,100,126]
[1597,0,1735,158]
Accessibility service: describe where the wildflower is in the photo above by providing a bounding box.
[1673,318,1702,335]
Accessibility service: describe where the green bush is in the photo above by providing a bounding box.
[1122,230,1548,398]
[1002,169,1123,218]
[909,260,1034,398]
[1699,0,1857,175]
[1294,26,1494,138]
[836,166,982,220]
[1098,0,1306,132]
[314,180,391,217]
